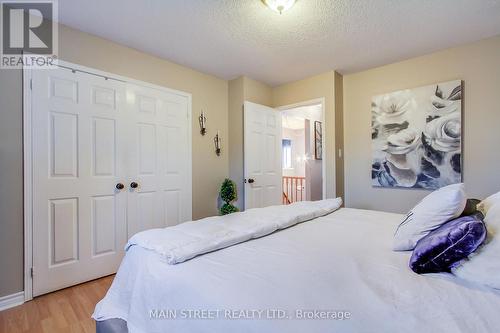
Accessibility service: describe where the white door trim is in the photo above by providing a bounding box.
[23,67,33,302]
[276,98,329,200]
[23,60,192,301]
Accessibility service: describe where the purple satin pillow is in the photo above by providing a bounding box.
[409,213,487,274]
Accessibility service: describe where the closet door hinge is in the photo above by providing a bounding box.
[30,79,33,90]
[30,267,34,277]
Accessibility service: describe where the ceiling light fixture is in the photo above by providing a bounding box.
[261,0,297,14]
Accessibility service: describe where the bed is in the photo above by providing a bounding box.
[93,206,500,333]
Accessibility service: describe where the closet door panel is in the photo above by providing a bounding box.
[32,68,127,296]
[126,84,191,237]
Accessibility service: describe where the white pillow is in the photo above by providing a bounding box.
[393,183,467,251]
[453,203,500,289]
[477,191,500,216]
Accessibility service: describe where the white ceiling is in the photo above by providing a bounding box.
[58,0,500,86]
[282,104,322,129]
[282,116,306,130]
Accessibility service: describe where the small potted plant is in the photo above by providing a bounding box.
[219,178,239,215]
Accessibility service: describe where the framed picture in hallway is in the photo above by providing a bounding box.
[371,80,462,190]
[314,121,322,160]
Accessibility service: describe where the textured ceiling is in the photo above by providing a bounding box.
[58,0,500,86]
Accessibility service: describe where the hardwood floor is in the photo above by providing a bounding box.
[0,275,114,333]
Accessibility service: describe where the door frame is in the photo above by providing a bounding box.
[277,98,327,200]
[23,60,192,301]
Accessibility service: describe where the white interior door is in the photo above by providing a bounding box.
[31,64,192,296]
[32,67,128,296]
[243,101,282,209]
[126,83,191,237]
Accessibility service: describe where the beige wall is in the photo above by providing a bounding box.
[343,35,500,213]
[273,71,341,200]
[0,24,229,297]
[244,77,273,106]
[228,77,245,209]
[228,76,273,209]
[0,69,24,297]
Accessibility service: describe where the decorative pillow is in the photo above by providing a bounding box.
[393,183,467,251]
[409,213,486,274]
[460,199,481,217]
[477,191,500,216]
[453,203,500,289]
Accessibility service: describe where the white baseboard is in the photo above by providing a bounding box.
[0,292,25,311]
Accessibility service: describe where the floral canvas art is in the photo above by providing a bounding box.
[371,80,462,189]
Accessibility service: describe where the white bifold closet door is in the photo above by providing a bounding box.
[31,66,191,296]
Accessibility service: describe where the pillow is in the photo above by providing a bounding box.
[393,183,467,251]
[477,191,500,216]
[452,203,500,289]
[409,213,486,274]
[460,198,481,217]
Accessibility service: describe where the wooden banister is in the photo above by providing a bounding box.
[283,192,291,205]
[282,176,305,205]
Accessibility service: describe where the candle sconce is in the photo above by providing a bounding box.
[198,110,207,135]
[214,131,221,156]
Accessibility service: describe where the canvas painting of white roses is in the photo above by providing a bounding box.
[372,80,462,189]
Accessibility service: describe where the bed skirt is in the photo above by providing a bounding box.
[96,318,128,333]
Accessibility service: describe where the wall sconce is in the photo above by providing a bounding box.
[198,110,207,135]
[214,130,221,156]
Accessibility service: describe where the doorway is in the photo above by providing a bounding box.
[279,100,325,204]
[243,99,326,210]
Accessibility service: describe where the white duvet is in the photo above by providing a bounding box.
[93,207,500,333]
[125,198,343,264]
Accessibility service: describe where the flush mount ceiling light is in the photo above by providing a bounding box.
[261,0,297,14]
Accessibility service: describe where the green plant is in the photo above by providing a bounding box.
[220,203,239,215]
[219,178,239,215]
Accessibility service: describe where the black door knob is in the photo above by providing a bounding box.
[248,178,255,184]
[130,182,139,189]
[116,183,124,190]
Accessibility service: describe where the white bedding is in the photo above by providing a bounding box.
[93,208,500,333]
[126,198,342,264]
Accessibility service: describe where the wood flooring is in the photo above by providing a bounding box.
[0,275,114,333]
